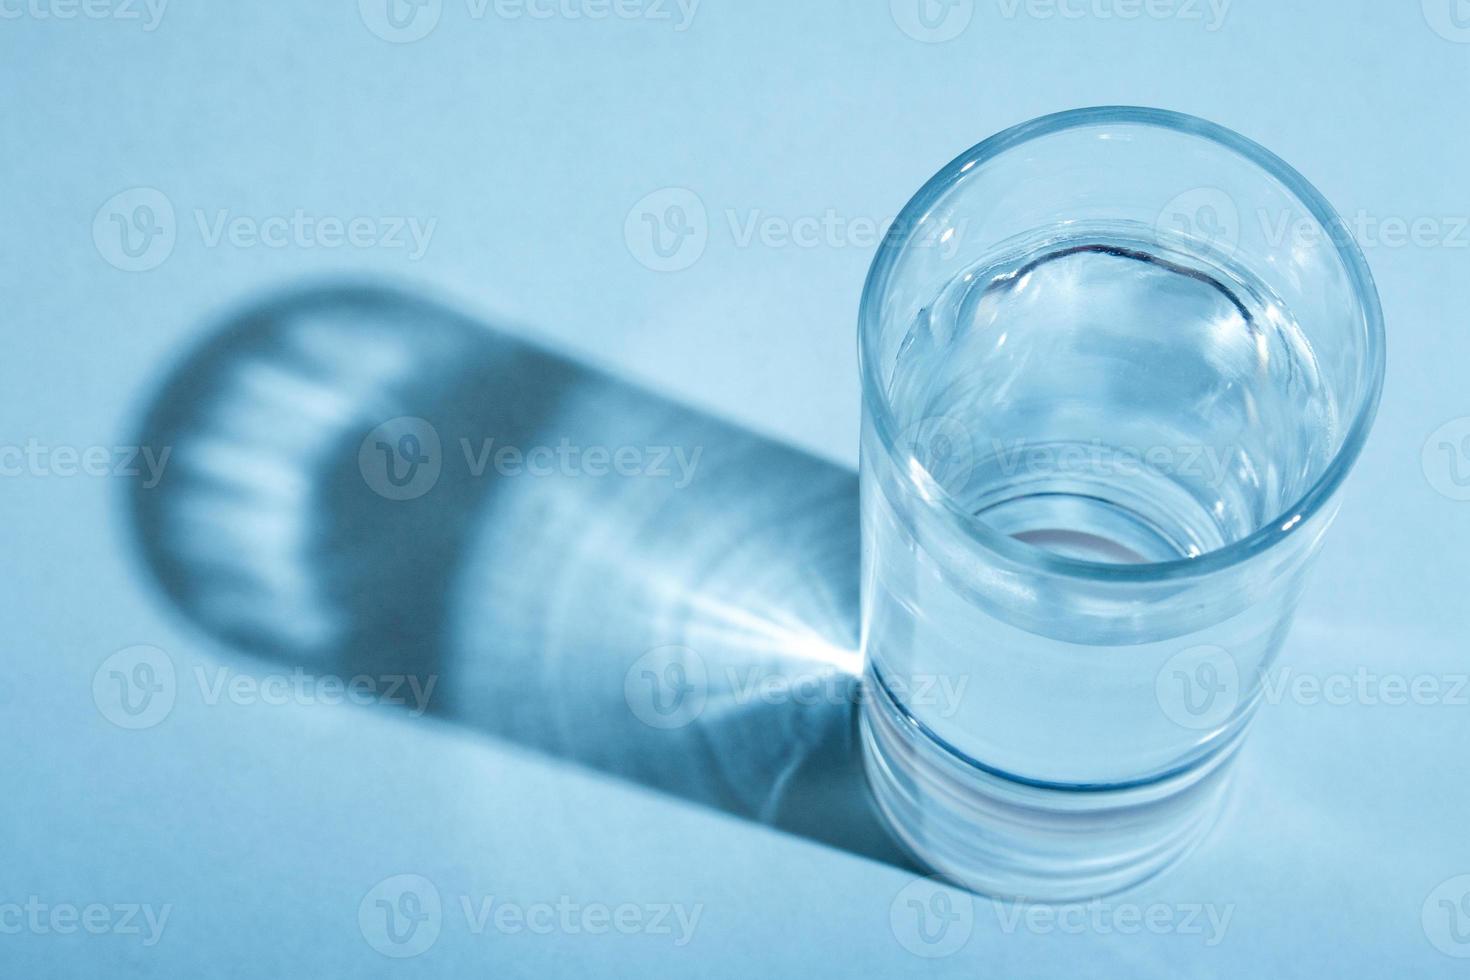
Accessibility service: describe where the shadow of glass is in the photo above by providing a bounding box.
[127,283,913,870]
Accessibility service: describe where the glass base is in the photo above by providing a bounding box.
[860,668,1239,902]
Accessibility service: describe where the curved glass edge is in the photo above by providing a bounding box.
[866,661,1255,793]
[857,105,1387,585]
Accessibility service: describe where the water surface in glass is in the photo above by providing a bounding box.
[889,228,1337,566]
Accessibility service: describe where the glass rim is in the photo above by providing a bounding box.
[857,105,1387,584]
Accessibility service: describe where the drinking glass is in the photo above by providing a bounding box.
[857,107,1385,900]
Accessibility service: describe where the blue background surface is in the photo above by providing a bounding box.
[3,1,1470,975]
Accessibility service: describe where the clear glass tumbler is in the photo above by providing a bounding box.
[857,107,1385,900]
